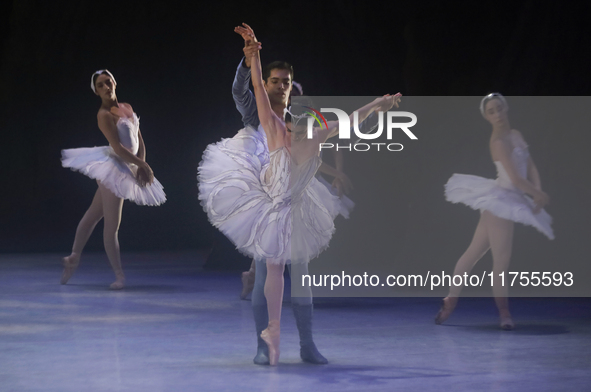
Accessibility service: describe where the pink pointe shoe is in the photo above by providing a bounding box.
[500,316,515,330]
[435,297,458,325]
[109,272,125,290]
[261,320,280,366]
[60,255,80,285]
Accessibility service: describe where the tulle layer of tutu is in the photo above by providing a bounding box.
[316,175,354,219]
[445,173,554,240]
[198,127,341,264]
[62,146,166,206]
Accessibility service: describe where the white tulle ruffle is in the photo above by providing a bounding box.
[445,173,554,240]
[62,146,166,206]
[198,126,342,264]
[316,175,354,219]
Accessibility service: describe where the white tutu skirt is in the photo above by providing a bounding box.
[62,146,166,206]
[445,174,554,240]
[198,127,341,264]
[316,175,355,219]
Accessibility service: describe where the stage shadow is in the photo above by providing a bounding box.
[259,364,456,386]
[451,323,570,335]
[64,283,207,293]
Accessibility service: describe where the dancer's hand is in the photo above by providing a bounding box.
[332,172,353,197]
[234,23,257,43]
[235,23,260,67]
[137,162,154,186]
[242,41,262,67]
[136,167,148,187]
[374,93,402,112]
[532,191,550,214]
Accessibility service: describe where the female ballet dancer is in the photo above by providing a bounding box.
[199,25,401,365]
[230,25,355,366]
[60,70,166,289]
[234,35,354,300]
[436,93,553,329]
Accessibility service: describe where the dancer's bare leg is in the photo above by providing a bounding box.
[61,187,104,284]
[98,181,125,290]
[436,213,491,323]
[483,211,515,329]
[241,258,257,299]
[261,259,284,365]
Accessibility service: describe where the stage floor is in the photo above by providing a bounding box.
[0,252,589,391]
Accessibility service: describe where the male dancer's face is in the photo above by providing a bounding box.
[263,69,292,108]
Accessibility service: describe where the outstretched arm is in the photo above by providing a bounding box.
[321,93,402,141]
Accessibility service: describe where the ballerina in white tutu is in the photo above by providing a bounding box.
[199,24,400,365]
[436,93,553,329]
[234,38,354,301]
[60,70,166,289]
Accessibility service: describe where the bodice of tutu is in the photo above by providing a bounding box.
[115,113,140,155]
[262,147,321,206]
[494,144,528,190]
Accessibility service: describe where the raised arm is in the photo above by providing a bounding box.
[491,139,549,212]
[235,24,282,149]
[232,58,259,128]
[232,25,262,128]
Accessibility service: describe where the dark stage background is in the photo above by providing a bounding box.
[1,1,590,272]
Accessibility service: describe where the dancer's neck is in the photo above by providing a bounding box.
[271,102,287,121]
[491,122,512,137]
[101,97,119,110]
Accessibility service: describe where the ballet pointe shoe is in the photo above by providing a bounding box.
[60,254,80,285]
[240,270,255,300]
[499,310,514,330]
[500,317,514,330]
[109,272,125,290]
[261,320,280,366]
[494,297,514,330]
[435,297,458,325]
